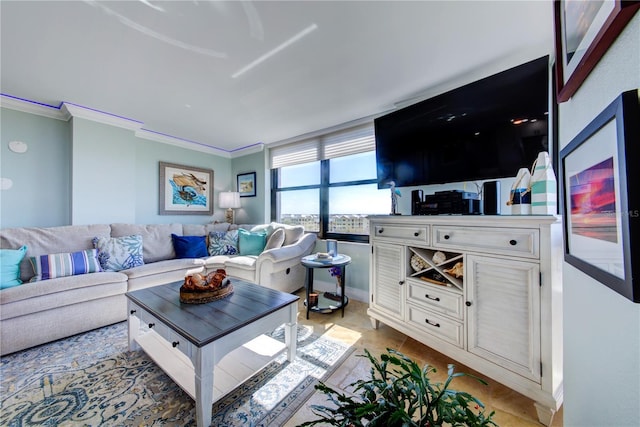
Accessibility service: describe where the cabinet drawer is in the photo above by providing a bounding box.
[407,281,463,320]
[432,226,539,259]
[373,224,429,244]
[166,329,192,358]
[138,308,171,340]
[136,307,193,358]
[407,305,464,348]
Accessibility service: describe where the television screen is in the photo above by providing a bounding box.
[375,56,550,188]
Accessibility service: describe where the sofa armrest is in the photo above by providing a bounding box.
[257,233,317,264]
[254,232,316,292]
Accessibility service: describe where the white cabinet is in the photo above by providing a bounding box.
[367,215,563,427]
[370,242,404,322]
[466,255,540,382]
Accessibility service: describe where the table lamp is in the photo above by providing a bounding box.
[219,191,241,223]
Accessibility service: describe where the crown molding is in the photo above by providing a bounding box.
[1,95,258,158]
[229,143,265,158]
[135,129,231,157]
[61,102,143,131]
[0,95,69,121]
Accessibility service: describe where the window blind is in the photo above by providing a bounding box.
[270,123,375,169]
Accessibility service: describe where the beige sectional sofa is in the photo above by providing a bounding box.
[0,222,316,356]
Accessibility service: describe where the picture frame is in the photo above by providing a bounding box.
[159,162,214,215]
[237,172,256,197]
[553,0,640,103]
[559,90,639,302]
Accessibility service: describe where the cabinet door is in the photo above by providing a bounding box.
[371,242,404,319]
[466,255,541,383]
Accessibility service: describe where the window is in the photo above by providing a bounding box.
[270,123,389,242]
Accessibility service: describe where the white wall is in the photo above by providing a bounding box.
[559,14,640,427]
[0,108,71,228]
[71,118,137,224]
[231,151,268,225]
[312,239,370,302]
[0,106,241,228]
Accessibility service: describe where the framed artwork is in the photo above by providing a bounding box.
[159,162,214,215]
[559,90,639,302]
[554,0,640,102]
[237,172,256,197]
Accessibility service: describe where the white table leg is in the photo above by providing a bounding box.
[193,347,214,427]
[284,303,298,361]
[127,302,141,352]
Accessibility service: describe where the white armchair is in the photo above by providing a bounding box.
[203,223,317,293]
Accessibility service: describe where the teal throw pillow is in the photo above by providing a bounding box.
[172,234,208,258]
[0,245,27,289]
[93,234,144,271]
[30,249,102,281]
[208,230,238,256]
[238,228,267,256]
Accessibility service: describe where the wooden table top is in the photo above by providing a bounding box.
[126,280,299,347]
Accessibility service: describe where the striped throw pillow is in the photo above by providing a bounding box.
[30,249,102,281]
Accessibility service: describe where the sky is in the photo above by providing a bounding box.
[279,153,392,215]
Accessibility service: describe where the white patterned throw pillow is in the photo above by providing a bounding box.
[208,230,238,256]
[93,234,144,271]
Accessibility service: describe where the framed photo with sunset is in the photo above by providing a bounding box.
[559,90,640,302]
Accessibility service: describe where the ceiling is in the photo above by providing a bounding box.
[0,1,554,155]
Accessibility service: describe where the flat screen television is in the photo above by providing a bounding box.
[375,55,550,188]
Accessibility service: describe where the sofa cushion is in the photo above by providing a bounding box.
[110,223,181,263]
[264,228,285,251]
[0,224,112,283]
[30,249,102,281]
[122,258,204,278]
[238,229,267,256]
[203,255,230,270]
[0,245,27,289]
[224,256,258,282]
[208,230,239,256]
[123,258,204,292]
[171,234,208,258]
[183,223,232,236]
[0,271,127,319]
[93,235,144,271]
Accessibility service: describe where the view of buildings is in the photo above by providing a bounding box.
[280,214,372,234]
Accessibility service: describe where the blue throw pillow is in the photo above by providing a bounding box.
[0,245,27,289]
[172,234,208,258]
[238,228,267,256]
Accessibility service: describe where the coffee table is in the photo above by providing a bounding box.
[126,280,299,427]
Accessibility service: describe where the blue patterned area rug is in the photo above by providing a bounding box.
[0,321,354,426]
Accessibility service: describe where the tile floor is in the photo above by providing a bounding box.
[284,289,563,427]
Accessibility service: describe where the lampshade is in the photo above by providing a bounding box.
[218,192,241,209]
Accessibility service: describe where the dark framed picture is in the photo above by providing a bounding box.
[554,0,640,102]
[237,172,256,197]
[559,90,639,302]
[159,162,214,215]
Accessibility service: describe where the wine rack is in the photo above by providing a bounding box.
[407,247,463,291]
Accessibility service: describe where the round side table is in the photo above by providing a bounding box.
[301,254,351,319]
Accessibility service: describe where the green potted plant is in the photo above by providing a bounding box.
[298,348,498,427]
